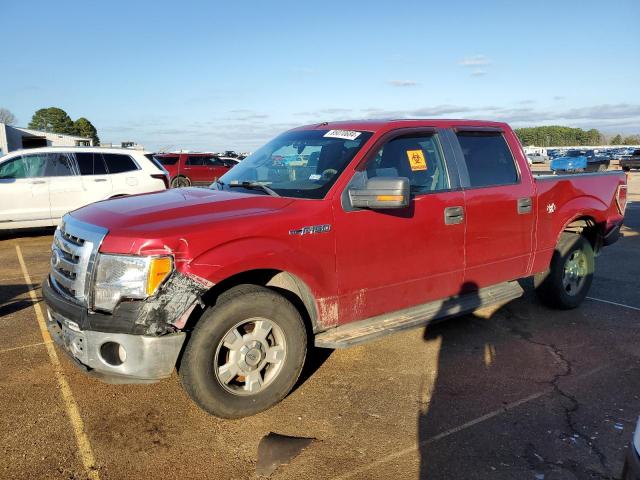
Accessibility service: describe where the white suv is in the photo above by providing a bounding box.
[0,147,169,230]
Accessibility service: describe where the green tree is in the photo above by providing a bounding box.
[610,134,623,145]
[622,135,640,145]
[73,117,100,145]
[28,107,75,134]
[0,107,17,125]
[514,125,605,147]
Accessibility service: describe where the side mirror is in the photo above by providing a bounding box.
[349,177,410,209]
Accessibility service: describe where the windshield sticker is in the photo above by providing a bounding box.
[406,150,427,171]
[323,130,362,141]
[309,174,322,180]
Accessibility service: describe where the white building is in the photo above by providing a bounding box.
[0,123,93,157]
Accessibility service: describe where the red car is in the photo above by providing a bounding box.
[43,119,626,418]
[154,153,236,188]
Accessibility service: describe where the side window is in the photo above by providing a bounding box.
[103,154,138,173]
[45,153,76,177]
[76,153,107,175]
[210,157,225,166]
[456,132,518,188]
[0,156,26,178]
[186,155,204,166]
[155,155,179,166]
[365,134,450,194]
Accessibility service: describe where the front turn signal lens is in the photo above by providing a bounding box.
[146,256,173,296]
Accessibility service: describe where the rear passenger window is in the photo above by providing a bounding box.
[456,131,518,188]
[75,152,107,175]
[186,156,205,166]
[155,155,178,166]
[103,154,138,173]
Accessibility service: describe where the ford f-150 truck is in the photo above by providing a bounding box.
[42,120,627,418]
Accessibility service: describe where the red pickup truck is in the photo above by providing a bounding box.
[43,119,627,418]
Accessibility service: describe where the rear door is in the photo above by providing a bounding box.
[0,154,50,224]
[75,152,113,201]
[183,155,209,185]
[102,153,141,193]
[47,152,85,221]
[449,128,535,287]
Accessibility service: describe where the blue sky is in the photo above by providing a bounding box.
[2,0,639,151]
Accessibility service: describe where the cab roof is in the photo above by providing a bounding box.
[291,118,509,133]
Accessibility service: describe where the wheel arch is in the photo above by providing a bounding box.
[192,269,321,335]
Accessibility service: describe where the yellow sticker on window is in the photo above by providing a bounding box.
[406,149,427,171]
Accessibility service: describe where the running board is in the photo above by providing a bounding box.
[314,281,524,349]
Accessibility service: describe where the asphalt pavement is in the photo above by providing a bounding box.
[0,171,638,480]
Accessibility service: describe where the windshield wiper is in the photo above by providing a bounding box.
[227,181,280,197]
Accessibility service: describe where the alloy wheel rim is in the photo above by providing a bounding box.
[562,249,587,296]
[214,318,287,396]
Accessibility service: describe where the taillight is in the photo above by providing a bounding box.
[616,184,628,215]
[151,173,170,189]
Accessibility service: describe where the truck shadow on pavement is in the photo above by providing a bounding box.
[0,284,38,317]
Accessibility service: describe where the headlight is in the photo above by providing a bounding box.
[93,254,173,312]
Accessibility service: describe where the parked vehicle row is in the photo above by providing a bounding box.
[0,147,169,230]
[41,119,627,418]
[153,153,239,188]
[550,149,610,173]
[621,149,640,171]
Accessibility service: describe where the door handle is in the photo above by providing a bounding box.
[444,206,464,225]
[94,178,108,182]
[517,197,532,214]
[30,180,46,184]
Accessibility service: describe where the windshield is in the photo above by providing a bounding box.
[215,129,372,199]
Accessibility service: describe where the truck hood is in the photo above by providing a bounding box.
[71,187,294,244]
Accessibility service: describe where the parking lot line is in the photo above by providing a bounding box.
[0,341,48,354]
[586,296,640,311]
[333,364,609,480]
[15,245,101,480]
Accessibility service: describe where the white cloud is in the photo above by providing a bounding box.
[459,55,491,67]
[387,80,418,87]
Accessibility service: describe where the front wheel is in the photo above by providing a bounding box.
[534,234,594,309]
[179,285,307,418]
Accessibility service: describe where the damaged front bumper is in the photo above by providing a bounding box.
[46,307,185,383]
[41,273,206,383]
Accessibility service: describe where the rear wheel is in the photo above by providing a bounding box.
[171,176,191,188]
[534,234,594,309]
[179,285,307,418]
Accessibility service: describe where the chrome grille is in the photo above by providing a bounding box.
[50,214,108,305]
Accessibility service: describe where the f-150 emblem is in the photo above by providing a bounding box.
[547,203,556,214]
[289,224,331,236]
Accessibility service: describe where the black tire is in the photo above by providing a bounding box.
[534,234,594,309]
[171,176,191,188]
[179,284,307,418]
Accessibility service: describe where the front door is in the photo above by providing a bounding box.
[333,130,466,325]
[47,152,85,221]
[0,153,51,225]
